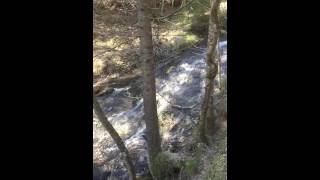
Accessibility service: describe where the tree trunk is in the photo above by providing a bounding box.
[199,0,221,145]
[161,0,165,16]
[137,0,162,177]
[93,93,136,180]
[217,45,222,90]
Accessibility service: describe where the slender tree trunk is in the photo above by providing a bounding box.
[161,0,165,16]
[199,0,221,145]
[137,0,162,177]
[153,0,157,8]
[93,93,136,180]
[217,44,222,90]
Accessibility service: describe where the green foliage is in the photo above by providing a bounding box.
[205,152,227,180]
[189,14,210,36]
[182,140,205,176]
[187,0,227,37]
[219,1,227,31]
[186,0,210,36]
[204,131,227,180]
[150,153,181,180]
[184,159,200,176]
[221,77,227,92]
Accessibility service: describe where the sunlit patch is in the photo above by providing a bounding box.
[159,29,200,50]
[159,112,175,135]
[220,1,227,12]
[110,55,125,66]
[186,34,198,42]
[113,123,130,137]
[132,38,140,46]
[162,132,171,140]
[94,37,129,51]
[93,58,106,76]
[157,94,170,113]
[95,38,115,47]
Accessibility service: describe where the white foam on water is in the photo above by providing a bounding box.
[94,41,227,174]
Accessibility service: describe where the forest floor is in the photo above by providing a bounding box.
[93,0,214,94]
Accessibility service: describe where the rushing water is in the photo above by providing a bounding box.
[93,41,227,180]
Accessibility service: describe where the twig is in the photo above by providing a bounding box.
[161,18,177,25]
[191,51,204,56]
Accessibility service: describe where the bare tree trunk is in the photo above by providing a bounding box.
[153,0,157,8]
[180,0,185,8]
[199,0,221,145]
[217,45,222,90]
[137,0,162,177]
[93,93,136,180]
[161,0,165,16]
